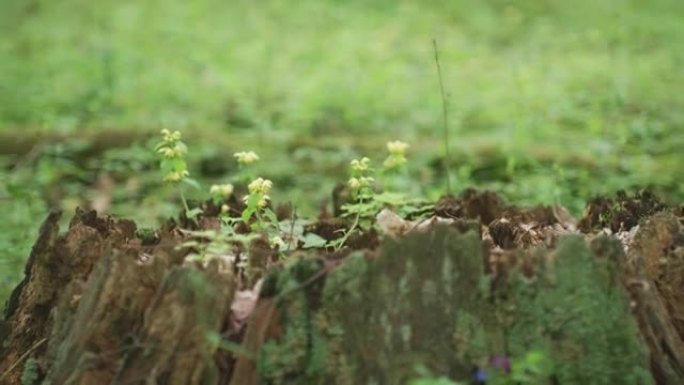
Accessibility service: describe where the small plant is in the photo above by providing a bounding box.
[155,129,202,221]
[378,139,422,206]
[209,183,234,204]
[135,227,159,245]
[409,377,463,385]
[347,156,374,199]
[241,176,286,257]
[483,351,553,385]
[242,177,274,224]
[329,157,376,250]
[333,144,428,249]
[383,140,409,170]
[409,364,464,385]
[234,150,260,165]
[181,228,258,266]
[234,150,260,183]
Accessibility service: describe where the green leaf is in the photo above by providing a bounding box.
[183,177,201,190]
[373,191,409,205]
[242,206,255,223]
[186,207,204,219]
[263,208,279,224]
[176,141,188,153]
[302,233,327,249]
[160,157,187,173]
[181,229,218,238]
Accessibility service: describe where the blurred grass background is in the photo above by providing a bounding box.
[1,0,684,302]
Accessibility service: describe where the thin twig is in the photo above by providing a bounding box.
[433,39,452,195]
[288,205,297,252]
[0,338,47,382]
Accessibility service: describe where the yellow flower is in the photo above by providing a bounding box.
[242,193,270,208]
[163,170,189,183]
[248,177,273,195]
[234,151,260,165]
[210,183,234,198]
[359,176,375,187]
[348,177,361,190]
[158,145,186,159]
[270,236,285,248]
[386,140,409,156]
[383,154,407,168]
[350,157,371,172]
[161,129,182,143]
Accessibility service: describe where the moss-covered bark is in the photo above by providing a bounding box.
[240,227,654,384]
[2,201,683,385]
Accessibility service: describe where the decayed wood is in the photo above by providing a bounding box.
[626,213,684,384]
[0,209,237,385]
[228,299,281,385]
[0,209,108,385]
[2,202,684,385]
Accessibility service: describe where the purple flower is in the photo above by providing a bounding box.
[490,355,511,373]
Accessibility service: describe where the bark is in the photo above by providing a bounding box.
[1,207,683,385]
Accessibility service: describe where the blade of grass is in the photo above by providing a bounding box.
[433,39,452,195]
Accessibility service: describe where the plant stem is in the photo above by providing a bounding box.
[335,212,359,252]
[335,192,367,251]
[433,39,452,195]
[179,188,190,214]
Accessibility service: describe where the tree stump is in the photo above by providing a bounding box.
[1,198,683,385]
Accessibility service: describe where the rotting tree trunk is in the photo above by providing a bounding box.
[623,213,684,384]
[0,208,236,385]
[1,199,684,385]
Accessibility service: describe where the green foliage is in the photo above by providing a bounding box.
[409,377,464,385]
[2,0,683,210]
[21,358,39,385]
[155,129,201,221]
[508,351,554,385]
[0,167,47,307]
[134,227,158,245]
[409,364,465,385]
[180,226,258,266]
[1,0,683,232]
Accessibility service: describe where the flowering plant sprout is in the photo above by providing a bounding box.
[155,129,202,221]
[233,150,260,183]
[241,176,286,257]
[383,140,409,169]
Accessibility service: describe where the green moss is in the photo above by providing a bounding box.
[135,227,158,245]
[257,257,328,384]
[253,229,653,384]
[499,236,653,385]
[21,358,40,385]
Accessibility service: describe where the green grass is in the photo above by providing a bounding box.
[1,0,684,304]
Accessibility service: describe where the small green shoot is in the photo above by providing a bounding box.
[155,129,202,222]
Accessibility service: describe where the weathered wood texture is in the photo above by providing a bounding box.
[2,207,683,385]
[0,209,236,385]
